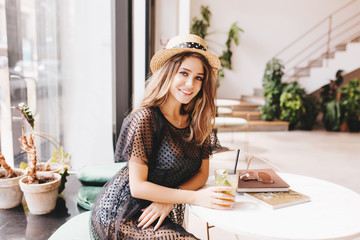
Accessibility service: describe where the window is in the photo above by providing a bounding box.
[0,0,115,169]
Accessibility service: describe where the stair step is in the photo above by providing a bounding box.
[216,120,289,132]
[241,95,265,105]
[232,100,261,111]
[294,67,310,76]
[351,36,360,42]
[289,73,310,78]
[286,74,310,79]
[335,43,347,51]
[232,111,261,120]
[253,87,263,97]
[320,51,335,59]
[308,58,323,68]
[248,120,289,131]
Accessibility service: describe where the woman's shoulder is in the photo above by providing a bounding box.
[125,106,160,126]
[130,106,158,118]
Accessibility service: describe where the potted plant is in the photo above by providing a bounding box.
[299,95,320,130]
[339,78,360,132]
[16,103,71,192]
[279,81,306,130]
[15,103,65,215]
[0,153,26,209]
[260,58,286,121]
[320,70,344,131]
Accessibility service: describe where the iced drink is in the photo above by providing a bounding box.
[214,169,239,196]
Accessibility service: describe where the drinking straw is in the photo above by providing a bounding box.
[233,149,240,174]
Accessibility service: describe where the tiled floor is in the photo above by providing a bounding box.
[187,129,360,240]
[214,129,360,194]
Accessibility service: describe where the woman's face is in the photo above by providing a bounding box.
[169,56,204,105]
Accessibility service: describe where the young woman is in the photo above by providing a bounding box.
[90,34,235,240]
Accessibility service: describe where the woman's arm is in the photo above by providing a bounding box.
[178,158,209,190]
[129,160,196,204]
[130,157,234,230]
[129,158,233,206]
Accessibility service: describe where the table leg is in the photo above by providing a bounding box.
[206,222,215,240]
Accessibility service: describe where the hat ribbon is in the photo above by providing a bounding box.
[170,42,206,51]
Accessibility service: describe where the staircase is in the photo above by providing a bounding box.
[293,36,360,93]
[277,0,360,93]
[218,2,360,132]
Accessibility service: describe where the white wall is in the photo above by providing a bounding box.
[153,0,191,53]
[190,0,357,98]
[154,0,179,52]
[59,0,113,170]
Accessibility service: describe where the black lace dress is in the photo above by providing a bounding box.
[90,106,218,239]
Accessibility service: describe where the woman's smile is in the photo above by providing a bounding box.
[179,88,193,95]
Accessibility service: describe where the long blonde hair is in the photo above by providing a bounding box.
[135,52,218,145]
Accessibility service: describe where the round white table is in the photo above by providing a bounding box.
[215,99,241,107]
[189,173,360,240]
[214,117,248,129]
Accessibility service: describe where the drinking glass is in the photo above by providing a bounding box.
[214,169,239,207]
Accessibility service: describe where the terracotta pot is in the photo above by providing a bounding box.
[19,172,61,215]
[0,169,26,209]
[339,121,347,132]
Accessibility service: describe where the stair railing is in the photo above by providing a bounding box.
[273,0,360,81]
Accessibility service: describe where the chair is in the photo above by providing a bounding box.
[77,162,126,210]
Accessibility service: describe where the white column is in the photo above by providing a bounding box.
[154,0,178,52]
[132,0,146,110]
[178,0,190,35]
[0,68,14,167]
[59,0,113,170]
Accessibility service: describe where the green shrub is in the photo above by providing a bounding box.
[339,78,360,132]
[260,58,286,121]
[300,95,320,130]
[322,99,341,131]
[279,82,306,129]
[320,70,344,131]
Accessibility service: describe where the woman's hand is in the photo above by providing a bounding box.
[193,186,236,210]
[137,202,173,231]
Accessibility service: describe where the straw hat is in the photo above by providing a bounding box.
[150,34,221,73]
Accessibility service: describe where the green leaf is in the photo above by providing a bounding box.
[219,50,232,69]
[201,6,211,26]
[221,22,243,70]
[190,5,211,39]
[228,22,243,46]
[58,168,69,194]
[278,81,307,129]
[323,99,341,131]
[260,58,286,120]
[16,103,35,129]
[339,78,360,124]
[224,180,232,187]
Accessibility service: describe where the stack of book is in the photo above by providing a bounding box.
[237,169,311,209]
